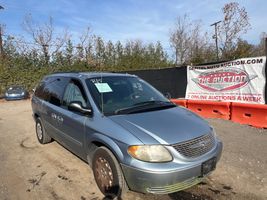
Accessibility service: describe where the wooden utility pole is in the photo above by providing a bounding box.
[265,37,267,57]
[211,20,221,61]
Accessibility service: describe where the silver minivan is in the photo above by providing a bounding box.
[31,72,223,198]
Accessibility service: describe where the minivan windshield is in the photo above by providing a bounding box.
[86,76,175,115]
[7,86,23,91]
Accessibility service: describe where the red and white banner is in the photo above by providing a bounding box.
[186,56,266,104]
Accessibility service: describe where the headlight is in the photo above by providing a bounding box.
[21,92,25,95]
[128,145,172,162]
[210,126,217,137]
[5,92,9,96]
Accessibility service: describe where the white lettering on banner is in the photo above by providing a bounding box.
[186,56,266,104]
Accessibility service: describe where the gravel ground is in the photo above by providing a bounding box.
[0,100,266,200]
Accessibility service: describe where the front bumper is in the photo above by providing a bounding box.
[5,95,28,101]
[121,141,223,194]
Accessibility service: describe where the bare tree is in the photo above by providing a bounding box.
[13,36,33,56]
[22,15,68,64]
[77,27,95,65]
[187,21,211,64]
[170,15,209,65]
[218,2,250,59]
[170,15,191,65]
[252,32,267,56]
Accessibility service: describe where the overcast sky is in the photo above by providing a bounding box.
[1,0,266,51]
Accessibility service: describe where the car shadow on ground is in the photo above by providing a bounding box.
[168,181,236,200]
[101,191,215,200]
[168,191,214,200]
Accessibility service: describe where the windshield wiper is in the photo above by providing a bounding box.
[114,100,175,115]
[133,100,171,106]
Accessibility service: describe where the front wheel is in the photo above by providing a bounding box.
[92,146,128,199]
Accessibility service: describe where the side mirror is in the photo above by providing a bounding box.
[68,101,92,116]
[164,92,171,99]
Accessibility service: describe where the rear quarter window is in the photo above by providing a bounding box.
[35,76,70,106]
[34,81,46,100]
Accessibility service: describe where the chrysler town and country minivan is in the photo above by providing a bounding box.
[31,72,223,198]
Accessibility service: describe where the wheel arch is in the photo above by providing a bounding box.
[86,133,125,167]
[33,113,40,121]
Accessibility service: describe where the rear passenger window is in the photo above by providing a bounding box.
[62,80,87,108]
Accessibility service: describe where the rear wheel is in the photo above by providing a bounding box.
[35,118,52,144]
[92,146,128,199]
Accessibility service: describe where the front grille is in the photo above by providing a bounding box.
[147,177,203,194]
[172,133,215,158]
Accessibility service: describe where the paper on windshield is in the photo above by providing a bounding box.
[94,83,113,93]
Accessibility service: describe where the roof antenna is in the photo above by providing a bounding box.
[100,70,104,117]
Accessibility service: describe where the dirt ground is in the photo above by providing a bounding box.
[0,100,266,200]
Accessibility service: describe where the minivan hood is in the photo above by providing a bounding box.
[109,107,211,145]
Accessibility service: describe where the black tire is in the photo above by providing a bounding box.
[35,118,52,144]
[92,146,128,199]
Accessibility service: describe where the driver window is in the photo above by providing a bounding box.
[63,81,87,108]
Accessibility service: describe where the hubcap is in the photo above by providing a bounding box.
[95,157,114,193]
[36,122,43,140]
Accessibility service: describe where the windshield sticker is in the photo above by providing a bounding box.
[133,83,143,91]
[91,78,102,83]
[94,83,113,93]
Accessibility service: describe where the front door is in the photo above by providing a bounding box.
[59,79,89,158]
